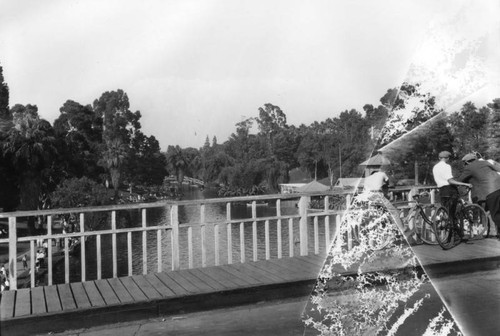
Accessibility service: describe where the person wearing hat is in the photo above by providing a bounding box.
[457,153,500,238]
[432,151,472,227]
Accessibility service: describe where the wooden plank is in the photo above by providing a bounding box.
[262,259,306,278]
[187,268,231,291]
[0,289,15,319]
[14,288,31,317]
[291,255,325,272]
[176,270,213,292]
[271,257,317,276]
[107,277,134,303]
[292,255,324,270]
[70,282,91,309]
[57,284,77,311]
[44,285,62,313]
[165,270,202,294]
[232,262,285,282]
[119,276,148,302]
[203,266,250,288]
[143,273,175,297]
[94,279,120,306]
[31,286,47,314]
[82,281,106,307]
[131,275,162,300]
[221,264,270,285]
[155,272,190,296]
[200,266,248,288]
[274,256,316,272]
[247,260,295,281]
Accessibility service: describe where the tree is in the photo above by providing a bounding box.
[0,65,17,211]
[93,90,143,199]
[93,89,141,144]
[0,65,9,120]
[50,177,113,230]
[53,100,104,180]
[100,137,128,199]
[297,130,323,180]
[125,133,167,188]
[486,98,500,160]
[2,105,57,232]
[389,115,455,184]
[165,145,188,184]
[449,102,489,156]
[255,103,287,154]
[51,177,111,208]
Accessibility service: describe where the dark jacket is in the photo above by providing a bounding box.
[457,160,500,202]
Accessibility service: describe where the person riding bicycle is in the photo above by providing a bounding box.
[432,151,472,228]
[456,153,500,239]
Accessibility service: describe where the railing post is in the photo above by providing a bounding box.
[111,211,117,278]
[298,195,309,256]
[47,215,53,285]
[200,204,206,267]
[171,204,180,270]
[8,217,17,290]
[226,202,232,264]
[80,213,86,282]
[142,209,147,275]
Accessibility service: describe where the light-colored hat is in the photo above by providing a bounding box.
[462,153,476,162]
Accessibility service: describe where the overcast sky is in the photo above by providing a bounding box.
[1,0,499,150]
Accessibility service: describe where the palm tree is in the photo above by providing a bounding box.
[165,145,187,184]
[100,137,128,200]
[2,106,57,233]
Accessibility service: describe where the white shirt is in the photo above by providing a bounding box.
[364,172,389,191]
[432,160,453,187]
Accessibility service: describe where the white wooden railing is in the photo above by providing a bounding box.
[0,186,437,291]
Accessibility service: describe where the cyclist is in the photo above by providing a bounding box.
[432,151,472,229]
[457,153,500,239]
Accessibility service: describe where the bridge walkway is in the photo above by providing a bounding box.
[1,238,500,335]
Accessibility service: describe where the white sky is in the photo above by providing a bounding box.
[1,0,499,150]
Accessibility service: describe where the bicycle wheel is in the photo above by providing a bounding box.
[351,207,394,250]
[409,206,438,245]
[432,206,455,250]
[367,211,395,250]
[461,204,488,240]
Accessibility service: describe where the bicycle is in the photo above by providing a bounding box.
[433,186,488,250]
[351,191,442,250]
[404,191,442,245]
[349,194,398,251]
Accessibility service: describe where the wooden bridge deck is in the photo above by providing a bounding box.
[1,238,500,335]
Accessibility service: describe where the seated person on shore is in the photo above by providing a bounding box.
[36,249,46,267]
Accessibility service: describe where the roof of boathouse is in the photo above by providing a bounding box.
[295,180,330,193]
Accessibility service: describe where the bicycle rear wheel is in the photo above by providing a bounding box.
[461,204,488,240]
[409,206,438,245]
[432,206,455,250]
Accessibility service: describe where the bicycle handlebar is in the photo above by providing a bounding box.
[411,191,430,201]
